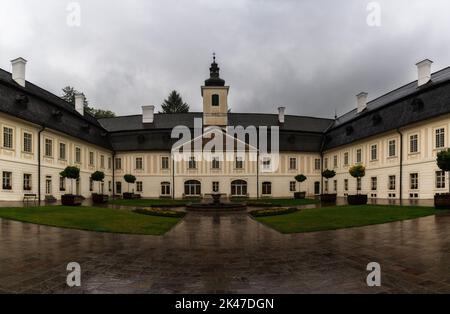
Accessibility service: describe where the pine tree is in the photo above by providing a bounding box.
[61,86,116,118]
[161,90,189,113]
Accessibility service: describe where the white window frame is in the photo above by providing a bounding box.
[44,138,53,157]
[388,139,396,157]
[23,131,33,153]
[3,126,14,149]
[409,134,419,154]
[59,142,66,160]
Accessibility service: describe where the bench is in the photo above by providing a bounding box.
[23,193,37,205]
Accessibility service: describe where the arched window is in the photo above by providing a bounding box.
[161,182,171,196]
[262,182,272,195]
[211,94,219,106]
[184,180,201,196]
[231,180,247,196]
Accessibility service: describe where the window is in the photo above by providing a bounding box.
[59,176,65,191]
[262,157,271,170]
[136,181,143,192]
[344,179,348,191]
[161,156,169,169]
[108,157,112,169]
[75,147,81,163]
[235,156,243,169]
[324,158,328,169]
[388,140,396,157]
[410,134,419,153]
[344,152,349,166]
[410,173,418,190]
[23,132,32,153]
[100,155,105,168]
[135,157,143,170]
[116,181,122,194]
[59,143,66,160]
[289,157,297,170]
[188,156,196,169]
[23,174,32,191]
[262,182,272,195]
[108,181,112,192]
[211,94,219,106]
[212,157,220,169]
[436,128,445,148]
[89,151,94,166]
[314,158,321,170]
[371,177,377,191]
[333,180,337,192]
[389,175,396,190]
[89,178,93,191]
[115,157,122,170]
[436,171,446,189]
[45,176,52,195]
[356,149,362,163]
[3,127,13,149]
[333,155,338,169]
[231,180,247,196]
[290,181,296,192]
[161,182,171,195]
[184,180,201,196]
[44,139,53,157]
[370,144,377,161]
[324,181,329,193]
[212,181,219,193]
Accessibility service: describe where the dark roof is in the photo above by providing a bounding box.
[0,68,111,149]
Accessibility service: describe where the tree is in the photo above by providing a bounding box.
[295,174,307,192]
[90,171,105,194]
[437,149,450,193]
[161,90,189,113]
[349,164,366,195]
[322,169,336,193]
[61,86,116,118]
[123,174,136,193]
[60,166,80,195]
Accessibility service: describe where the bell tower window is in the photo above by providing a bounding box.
[212,94,219,106]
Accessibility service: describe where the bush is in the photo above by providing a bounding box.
[133,207,186,218]
[246,202,274,207]
[295,174,307,183]
[249,207,298,217]
[322,169,336,179]
[124,174,136,184]
[349,164,366,178]
[91,171,105,182]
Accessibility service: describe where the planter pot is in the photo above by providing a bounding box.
[347,194,368,205]
[92,193,109,204]
[434,193,450,209]
[294,192,306,199]
[61,194,82,206]
[320,193,337,203]
[123,192,133,199]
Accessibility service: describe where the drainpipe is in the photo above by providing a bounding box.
[112,151,116,198]
[256,150,259,199]
[320,152,324,195]
[172,153,175,200]
[396,128,403,204]
[37,125,46,204]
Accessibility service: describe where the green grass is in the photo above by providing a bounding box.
[255,205,437,234]
[245,198,318,206]
[108,198,196,207]
[0,206,182,235]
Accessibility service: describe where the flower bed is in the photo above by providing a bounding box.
[133,207,186,218]
[249,207,298,217]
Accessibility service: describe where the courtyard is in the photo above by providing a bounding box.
[0,201,449,293]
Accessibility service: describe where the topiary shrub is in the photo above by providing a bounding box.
[294,174,307,199]
[349,164,366,195]
[60,166,80,195]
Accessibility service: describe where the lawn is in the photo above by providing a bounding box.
[244,198,318,206]
[108,198,196,207]
[0,206,182,235]
[255,205,437,234]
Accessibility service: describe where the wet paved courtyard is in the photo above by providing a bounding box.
[0,209,450,294]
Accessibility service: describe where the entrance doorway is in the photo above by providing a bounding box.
[314,182,320,195]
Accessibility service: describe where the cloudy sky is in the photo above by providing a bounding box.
[1,0,450,118]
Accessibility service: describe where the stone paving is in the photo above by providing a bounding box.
[0,209,449,294]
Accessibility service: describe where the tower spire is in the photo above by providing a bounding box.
[205,53,225,86]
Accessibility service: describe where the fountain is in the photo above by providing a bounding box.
[186,193,247,211]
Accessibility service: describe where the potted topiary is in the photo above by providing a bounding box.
[123,174,136,199]
[435,149,450,209]
[294,174,307,199]
[60,166,82,206]
[347,164,368,205]
[320,169,337,203]
[91,171,108,204]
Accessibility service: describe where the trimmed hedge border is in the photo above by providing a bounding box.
[246,202,274,207]
[249,207,298,217]
[133,207,186,218]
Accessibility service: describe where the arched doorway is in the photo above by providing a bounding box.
[231,180,247,196]
[184,180,201,196]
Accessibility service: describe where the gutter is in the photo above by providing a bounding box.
[37,125,46,203]
[112,151,116,198]
[172,154,175,200]
[396,128,404,204]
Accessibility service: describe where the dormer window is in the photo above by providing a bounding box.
[212,94,219,106]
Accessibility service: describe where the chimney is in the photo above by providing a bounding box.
[11,57,27,87]
[74,93,85,115]
[356,92,368,113]
[416,59,433,87]
[278,106,285,124]
[142,105,155,123]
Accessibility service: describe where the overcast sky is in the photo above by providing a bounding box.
[1,0,450,118]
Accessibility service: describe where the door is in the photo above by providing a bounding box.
[116,182,122,194]
[314,182,320,195]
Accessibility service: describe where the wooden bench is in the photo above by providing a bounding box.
[23,193,37,205]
